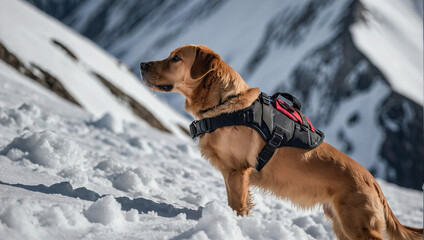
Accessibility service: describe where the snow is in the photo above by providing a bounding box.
[86,113,120,133]
[246,0,349,93]
[179,201,321,240]
[83,195,126,226]
[351,0,424,105]
[111,169,158,193]
[0,0,189,136]
[324,80,391,170]
[0,60,199,238]
[1,130,85,170]
[0,1,422,239]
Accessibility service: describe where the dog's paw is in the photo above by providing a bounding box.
[236,208,249,216]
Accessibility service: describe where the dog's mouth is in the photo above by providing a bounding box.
[141,72,174,92]
[153,83,174,91]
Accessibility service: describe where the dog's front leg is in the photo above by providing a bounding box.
[223,168,253,216]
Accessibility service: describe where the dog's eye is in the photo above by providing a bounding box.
[171,55,181,62]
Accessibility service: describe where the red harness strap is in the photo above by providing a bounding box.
[275,99,315,132]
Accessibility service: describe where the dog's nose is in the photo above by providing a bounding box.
[140,62,151,71]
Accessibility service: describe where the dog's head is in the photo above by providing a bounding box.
[140,44,257,117]
[140,44,220,96]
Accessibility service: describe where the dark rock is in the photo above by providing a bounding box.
[91,71,172,133]
[0,41,82,107]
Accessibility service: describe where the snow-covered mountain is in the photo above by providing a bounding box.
[0,1,422,239]
[0,0,191,138]
[27,0,424,190]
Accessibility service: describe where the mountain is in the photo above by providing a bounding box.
[0,0,191,139]
[0,1,422,239]
[26,0,424,190]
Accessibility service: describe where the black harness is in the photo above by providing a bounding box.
[189,92,324,171]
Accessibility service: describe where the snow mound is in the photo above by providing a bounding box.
[86,113,120,132]
[112,170,144,192]
[177,201,313,240]
[177,201,245,240]
[0,103,55,129]
[83,195,126,226]
[95,160,159,193]
[0,199,41,238]
[0,131,85,169]
[0,197,89,240]
[111,167,159,193]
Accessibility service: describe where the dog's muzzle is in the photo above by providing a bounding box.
[139,63,174,92]
[140,62,151,71]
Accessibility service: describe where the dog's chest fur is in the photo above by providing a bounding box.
[198,126,264,173]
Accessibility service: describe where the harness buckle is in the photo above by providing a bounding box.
[189,119,213,139]
[244,110,254,122]
[261,92,270,105]
[256,125,285,171]
[237,110,254,123]
[199,118,211,133]
[269,126,284,148]
[189,121,198,139]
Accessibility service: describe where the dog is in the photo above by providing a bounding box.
[140,44,423,240]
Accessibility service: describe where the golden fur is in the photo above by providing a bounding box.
[140,44,423,240]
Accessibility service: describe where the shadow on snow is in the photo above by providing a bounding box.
[0,180,203,220]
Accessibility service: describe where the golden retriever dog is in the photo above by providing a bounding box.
[140,44,423,240]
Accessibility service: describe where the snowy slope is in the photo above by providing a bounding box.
[0,0,189,137]
[26,0,424,190]
[0,47,422,240]
[351,0,423,105]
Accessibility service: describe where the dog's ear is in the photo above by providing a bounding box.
[190,46,218,80]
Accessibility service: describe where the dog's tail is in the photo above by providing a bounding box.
[374,182,423,240]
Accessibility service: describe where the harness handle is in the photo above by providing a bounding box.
[271,92,301,110]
